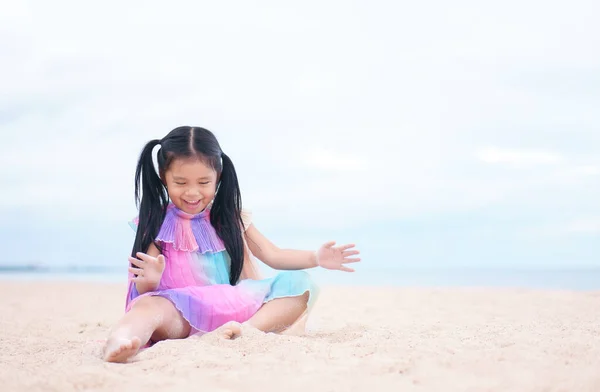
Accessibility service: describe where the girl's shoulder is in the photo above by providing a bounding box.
[240,208,252,232]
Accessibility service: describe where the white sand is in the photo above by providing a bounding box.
[1,281,599,392]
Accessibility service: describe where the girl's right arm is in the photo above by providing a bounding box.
[129,242,165,295]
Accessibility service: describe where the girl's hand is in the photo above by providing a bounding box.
[316,241,361,272]
[128,252,166,289]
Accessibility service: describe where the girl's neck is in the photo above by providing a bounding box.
[168,202,211,220]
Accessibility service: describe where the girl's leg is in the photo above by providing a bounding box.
[103,296,191,363]
[244,292,309,333]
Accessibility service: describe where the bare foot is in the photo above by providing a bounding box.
[215,321,242,340]
[103,336,142,363]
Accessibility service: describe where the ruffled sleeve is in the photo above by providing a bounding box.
[239,208,262,280]
[128,216,139,232]
[240,209,252,231]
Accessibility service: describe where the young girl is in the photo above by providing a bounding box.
[103,126,361,363]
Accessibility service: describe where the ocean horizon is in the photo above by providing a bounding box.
[1,264,599,291]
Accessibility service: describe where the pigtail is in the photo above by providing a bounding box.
[131,139,169,258]
[210,152,245,285]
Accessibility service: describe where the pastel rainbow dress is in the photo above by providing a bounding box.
[125,203,319,335]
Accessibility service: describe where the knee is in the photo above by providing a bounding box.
[292,291,310,310]
[300,291,309,304]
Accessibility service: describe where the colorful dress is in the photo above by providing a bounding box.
[125,203,319,335]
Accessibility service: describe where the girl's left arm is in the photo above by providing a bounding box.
[243,224,360,271]
[244,224,318,270]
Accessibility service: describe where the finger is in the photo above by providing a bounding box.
[323,241,336,248]
[136,252,157,264]
[342,250,360,257]
[339,266,355,273]
[129,257,145,268]
[342,257,361,264]
[338,244,356,251]
[157,254,165,265]
[128,267,144,276]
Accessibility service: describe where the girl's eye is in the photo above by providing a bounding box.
[200,182,210,185]
[175,182,186,185]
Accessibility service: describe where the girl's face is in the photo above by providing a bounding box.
[163,158,218,214]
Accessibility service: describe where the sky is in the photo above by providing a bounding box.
[0,0,598,275]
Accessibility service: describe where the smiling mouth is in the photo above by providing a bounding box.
[184,200,201,207]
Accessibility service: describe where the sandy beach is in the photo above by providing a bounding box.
[1,281,599,392]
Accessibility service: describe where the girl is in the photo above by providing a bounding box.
[103,126,361,363]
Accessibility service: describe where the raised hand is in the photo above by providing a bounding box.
[128,252,166,289]
[316,241,361,272]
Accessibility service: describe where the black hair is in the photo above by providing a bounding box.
[131,126,245,285]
